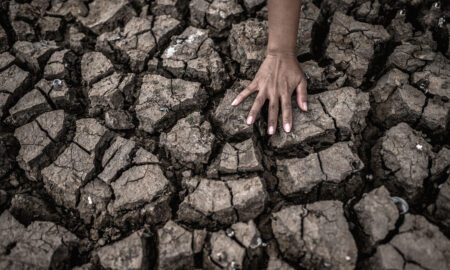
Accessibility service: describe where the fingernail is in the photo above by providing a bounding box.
[284,123,291,132]
[268,126,274,135]
[302,102,308,111]
[231,98,238,106]
[247,116,253,125]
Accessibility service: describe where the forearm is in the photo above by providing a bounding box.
[267,0,302,56]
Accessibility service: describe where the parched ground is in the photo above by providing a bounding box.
[0,0,449,269]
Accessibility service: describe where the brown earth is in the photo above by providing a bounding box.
[0,0,449,269]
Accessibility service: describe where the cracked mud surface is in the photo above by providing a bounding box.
[0,0,449,269]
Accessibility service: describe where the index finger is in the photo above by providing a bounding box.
[232,80,258,106]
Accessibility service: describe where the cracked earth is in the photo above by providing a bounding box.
[0,0,449,269]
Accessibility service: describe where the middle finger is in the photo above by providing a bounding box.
[247,92,267,125]
[281,94,293,132]
[267,97,279,135]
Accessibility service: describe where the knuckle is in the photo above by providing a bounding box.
[269,103,278,111]
[255,95,266,104]
[261,74,270,84]
[283,110,292,120]
[269,105,278,114]
[267,85,276,94]
[268,111,278,122]
[282,79,289,90]
[283,104,292,114]
[280,88,289,96]
[282,98,291,107]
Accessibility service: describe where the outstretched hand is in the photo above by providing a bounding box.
[231,52,308,135]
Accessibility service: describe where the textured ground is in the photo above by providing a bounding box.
[0,0,449,269]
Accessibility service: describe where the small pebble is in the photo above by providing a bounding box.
[418,80,428,90]
[216,251,226,261]
[250,237,263,249]
[301,207,309,216]
[159,106,170,112]
[391,196,409,214]
[351,160,360,168]
[98,238,106,246]
[10,178,19,187]
[438,17,445,28]
[181,170,192,178]
[53,79,62,87]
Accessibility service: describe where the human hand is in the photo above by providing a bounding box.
[231,52,308,135]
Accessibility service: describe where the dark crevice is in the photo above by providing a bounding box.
[317,96,340,142]
[35,86,57,110]
[224,181,240,221]
[360,39,397,91]
[1,1,450,269]
[34,119,57,144]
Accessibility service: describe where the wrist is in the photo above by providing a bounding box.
[266,48,297,58]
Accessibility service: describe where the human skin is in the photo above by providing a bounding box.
[231,0,308,135]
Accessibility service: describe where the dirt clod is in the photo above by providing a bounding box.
[0,1,448,269]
